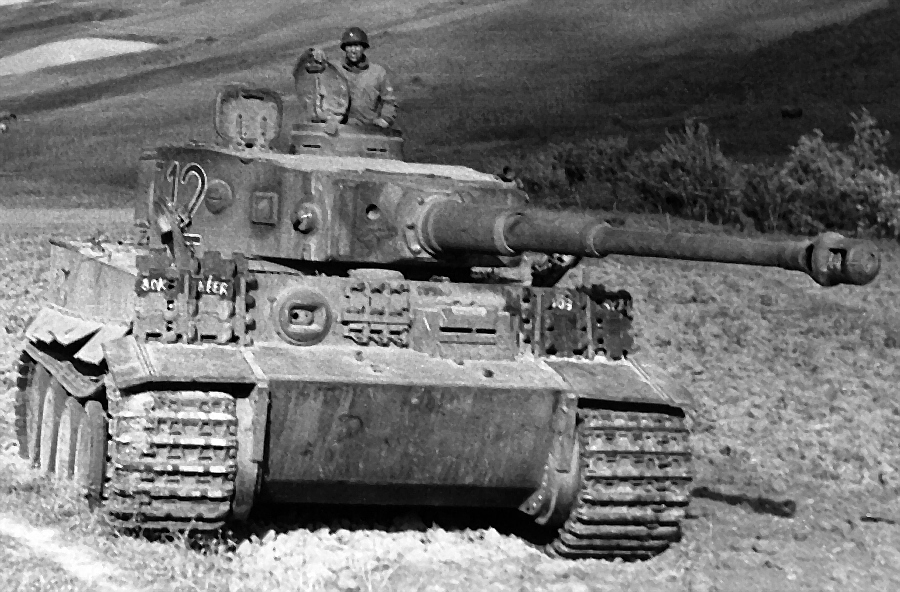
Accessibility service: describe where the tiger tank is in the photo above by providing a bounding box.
[13,74,881,559]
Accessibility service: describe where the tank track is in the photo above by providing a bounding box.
[103,385,238,532]
[551,407,692,560]
[13,352,32,459]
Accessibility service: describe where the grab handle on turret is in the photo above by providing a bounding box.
[419,200,880,287]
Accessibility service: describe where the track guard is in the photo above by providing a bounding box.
[519,391,579,526]
[521,356,695,557]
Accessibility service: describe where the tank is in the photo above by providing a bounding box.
[14,78,880,561]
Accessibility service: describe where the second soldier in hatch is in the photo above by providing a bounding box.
[300,27,398,129]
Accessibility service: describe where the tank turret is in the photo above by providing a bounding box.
[143,154,880,288]
[139,86,879,288]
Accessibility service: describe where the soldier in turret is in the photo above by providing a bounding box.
[297,27,398,129]
[0,112,15,134]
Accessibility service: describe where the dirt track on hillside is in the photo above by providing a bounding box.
[0,0,885,114]
[0,0,533,113]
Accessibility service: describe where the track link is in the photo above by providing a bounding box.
[13,352,33,459]
[551,407,692,560]
[103,385,238,532]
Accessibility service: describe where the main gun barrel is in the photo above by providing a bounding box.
[419,201,880,287]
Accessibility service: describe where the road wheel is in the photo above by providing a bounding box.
[38,379,68,474]
[13,356,32,459]
[74,401,108,507]
[16,362,52,465]
[55,398,85,479]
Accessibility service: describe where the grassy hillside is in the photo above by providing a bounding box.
[0,0,897,205]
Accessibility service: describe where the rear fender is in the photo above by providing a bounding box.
[45,240,137,322]
[21,236,138,397]
[23,305,130,399]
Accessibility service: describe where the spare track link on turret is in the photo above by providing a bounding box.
[551,407,691,560]
[103,384,238,532]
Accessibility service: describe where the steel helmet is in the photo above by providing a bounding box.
[340,27,369,49]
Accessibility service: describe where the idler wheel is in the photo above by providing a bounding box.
[273,288,332,345]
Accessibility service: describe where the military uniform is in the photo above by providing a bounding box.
[336,57,397,127]
[294,27,398,128]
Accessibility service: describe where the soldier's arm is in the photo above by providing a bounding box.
[292,48,328,80]
[377,69,398,125]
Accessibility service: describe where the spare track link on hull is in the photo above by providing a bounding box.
[104,385,238,532]
[551,407,692,560]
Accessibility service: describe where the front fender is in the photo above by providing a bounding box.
[546,357,694,411]
[102,336,259,391]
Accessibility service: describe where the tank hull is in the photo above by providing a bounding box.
[100,331,689,506]
[262,378,555,506]
[20,217,694,560]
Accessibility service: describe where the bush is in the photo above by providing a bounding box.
[483,109,900,237]
[763,109,900,236]
[627,121,746,226]
[481,137,635,209]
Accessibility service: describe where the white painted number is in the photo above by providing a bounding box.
[165,161,208,216]
[550,294,573,311]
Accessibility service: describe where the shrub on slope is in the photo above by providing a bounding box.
[487,109,900,238]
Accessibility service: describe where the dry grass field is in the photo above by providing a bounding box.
[1,0,899,590]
